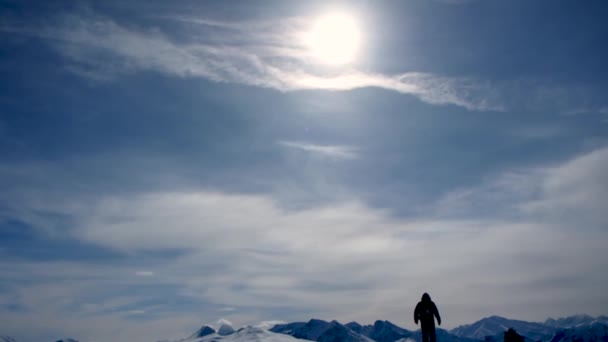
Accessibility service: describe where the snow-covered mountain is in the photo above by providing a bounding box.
[189,326,216,339]
[346,320,484,342]
[180,326,312,342]
[273,319,480,342]
[547,321,608,342]
[271,319,373,342]
[218,324,236,336]
[544,315,608,330]
[345,320,412,342]
[2,314,603,342]
[450,316,553,340]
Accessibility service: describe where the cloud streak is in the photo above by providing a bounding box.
[279,141,358,159]
[5,13,504,111]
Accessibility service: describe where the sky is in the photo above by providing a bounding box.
[1,0,608,341]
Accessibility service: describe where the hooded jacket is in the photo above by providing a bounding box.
[414,293,441,327]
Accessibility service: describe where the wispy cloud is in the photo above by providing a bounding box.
[522,146,608,227]
[564,106,608,125]
[2,13,503,111]
[433,0,480,4]
[433,146,608,228]
[278,141,358,159]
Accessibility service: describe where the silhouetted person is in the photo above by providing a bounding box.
[504,329,524,342]
[414,293,441,342]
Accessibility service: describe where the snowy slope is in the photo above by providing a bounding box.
[180,326,315,342]
[411,329,485,342]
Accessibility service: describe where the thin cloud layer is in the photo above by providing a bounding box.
[17,13,504,111]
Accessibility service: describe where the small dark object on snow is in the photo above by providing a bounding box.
[504,328,525,342]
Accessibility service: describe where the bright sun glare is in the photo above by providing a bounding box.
[306,12,360,65]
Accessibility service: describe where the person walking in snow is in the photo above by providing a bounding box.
[414,292,442,342]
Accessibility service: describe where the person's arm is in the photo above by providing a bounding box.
[433,303,441,326]
[414,303,420,324]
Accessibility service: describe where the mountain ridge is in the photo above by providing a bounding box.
[2,314,607,342]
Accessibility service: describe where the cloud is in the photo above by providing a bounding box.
[522,146,608,227]
[217,318,233,328]
[3,5,608,342]
[432,169,544,219]
[2,142,608,341]
[35,146,608,324]
[3,13,503,111]
[128,310,146,315]
[0,261,204,342]
[433,146,608,229]
[6,188,608,333]
[254,320,286,330]
[278,141,358,159]
[2,146,608,340]
[564,106,608,124]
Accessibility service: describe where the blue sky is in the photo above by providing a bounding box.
[1,1,608,341]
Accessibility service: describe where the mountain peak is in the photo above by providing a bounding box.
[270,318,370,342]
[218,322,235,336]
[450,316,551,340]
[190,325,216,339]
[345,319,411,342]
[544,315,599,329]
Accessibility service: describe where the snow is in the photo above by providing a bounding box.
[186,326,313,342]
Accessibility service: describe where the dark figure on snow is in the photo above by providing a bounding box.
[414,293,441,342]
[504,328,524,342]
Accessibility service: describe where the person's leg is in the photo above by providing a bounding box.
[422,329,429,342]
[429,327,436,342]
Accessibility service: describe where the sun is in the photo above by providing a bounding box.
[306,12,361,65]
